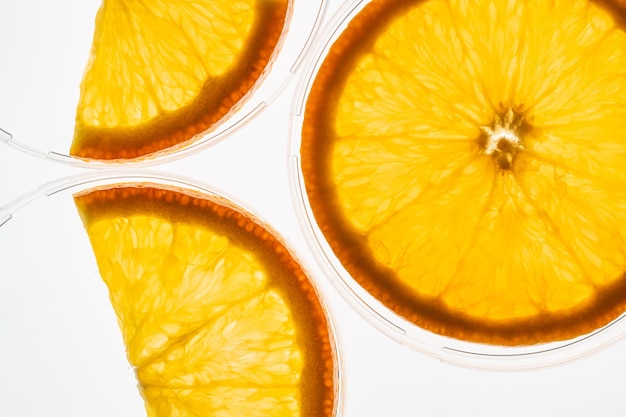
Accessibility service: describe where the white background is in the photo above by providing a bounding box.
[2,0,626,415]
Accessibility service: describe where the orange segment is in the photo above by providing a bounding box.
[70,0,290,161]
[301,0,626,345]
[74,184,336,416]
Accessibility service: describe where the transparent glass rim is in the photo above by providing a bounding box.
[287,0,626,371]
[0,169,345,415]
[0,0,328,169]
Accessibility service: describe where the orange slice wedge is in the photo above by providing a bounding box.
[300,0,626,345]
[70,0,290,161]
[74,183,337,416]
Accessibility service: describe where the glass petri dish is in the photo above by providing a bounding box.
[0,0,327,167]
[289,0,626,370]
[0,171,344,416]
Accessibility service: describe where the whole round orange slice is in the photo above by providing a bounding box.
[74,183,337,416]
[300,0,626,346]
[70,0,290,161]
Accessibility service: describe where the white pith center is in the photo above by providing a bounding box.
[480,107,524,155]
[483,127,521,155]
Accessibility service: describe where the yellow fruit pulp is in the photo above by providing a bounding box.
[70,0,290,161]
[74,184,336,416]
[301,0,626,345]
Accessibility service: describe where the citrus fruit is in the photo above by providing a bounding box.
[69,0,290,161]
[73,183,337,416]
[299,0,626,346]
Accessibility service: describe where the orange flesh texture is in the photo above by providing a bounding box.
[70,0,289,161]
[74,184,336,416]
[301,0,626,345]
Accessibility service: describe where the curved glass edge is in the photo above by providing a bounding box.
[0,170,219,225]
[285,0,626,371]
[291,0,368,120]
[0,0,329,170]
[0,169,345,415]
